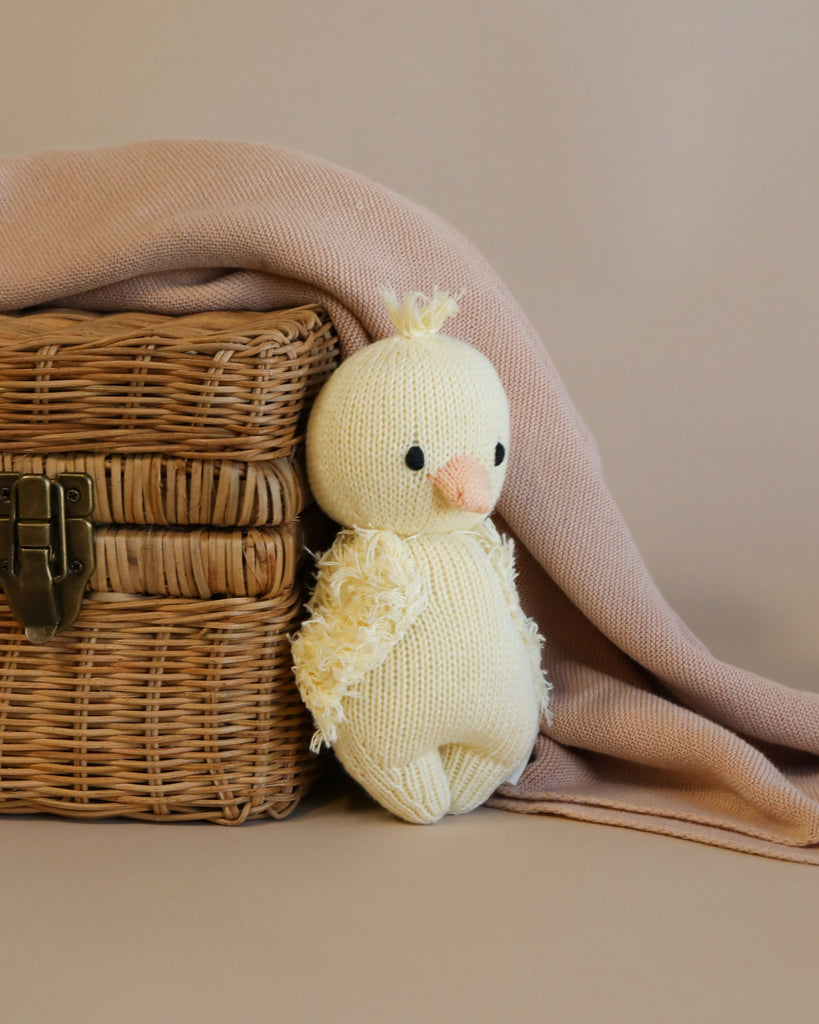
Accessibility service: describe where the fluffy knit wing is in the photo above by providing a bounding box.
[476,520,553,724]
[292,528,428,752]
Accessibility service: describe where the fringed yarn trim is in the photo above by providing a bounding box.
[292,527,428,751]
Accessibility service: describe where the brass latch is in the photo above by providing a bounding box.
[0,473,95,645]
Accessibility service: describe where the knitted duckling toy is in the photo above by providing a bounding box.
[292,289,551,823]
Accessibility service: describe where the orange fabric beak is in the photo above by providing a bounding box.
[430,453,493,514]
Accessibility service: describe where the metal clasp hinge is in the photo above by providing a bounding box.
[0,473,95,645]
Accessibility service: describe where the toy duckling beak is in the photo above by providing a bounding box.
[430,453,493,514]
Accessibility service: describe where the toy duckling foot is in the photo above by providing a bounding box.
[442,744,510,816]
[337,739,519,823]
[338,743,451,824]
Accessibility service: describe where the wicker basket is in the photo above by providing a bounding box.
[0,306,338,823]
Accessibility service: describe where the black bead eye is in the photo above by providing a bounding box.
[494,442,506,467]
[405,446,425,471]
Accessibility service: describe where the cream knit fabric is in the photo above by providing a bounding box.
[1,140,818,860]
[292,297,549,822]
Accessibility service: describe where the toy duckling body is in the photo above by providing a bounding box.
[292,290,550,823]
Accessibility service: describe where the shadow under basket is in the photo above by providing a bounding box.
[0,305,338,823]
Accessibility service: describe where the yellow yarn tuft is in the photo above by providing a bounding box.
[379,286,461,339]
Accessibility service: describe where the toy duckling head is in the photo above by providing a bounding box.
[306,288,510,535]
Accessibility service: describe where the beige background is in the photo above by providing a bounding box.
[1,1,817,1022]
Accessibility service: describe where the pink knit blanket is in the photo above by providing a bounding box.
[1,139,816,861]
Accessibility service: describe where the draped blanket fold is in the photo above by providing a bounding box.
[1,139,816,862]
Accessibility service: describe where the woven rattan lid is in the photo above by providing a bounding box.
[0,306,339,462]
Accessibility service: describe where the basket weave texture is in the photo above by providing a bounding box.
[0,594,315,823]
[0,307,338,460]
[0,306,338,823]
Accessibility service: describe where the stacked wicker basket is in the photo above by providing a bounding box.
[0,306,338,823]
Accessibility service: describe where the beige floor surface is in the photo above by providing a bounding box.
[1,771,814,1024]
